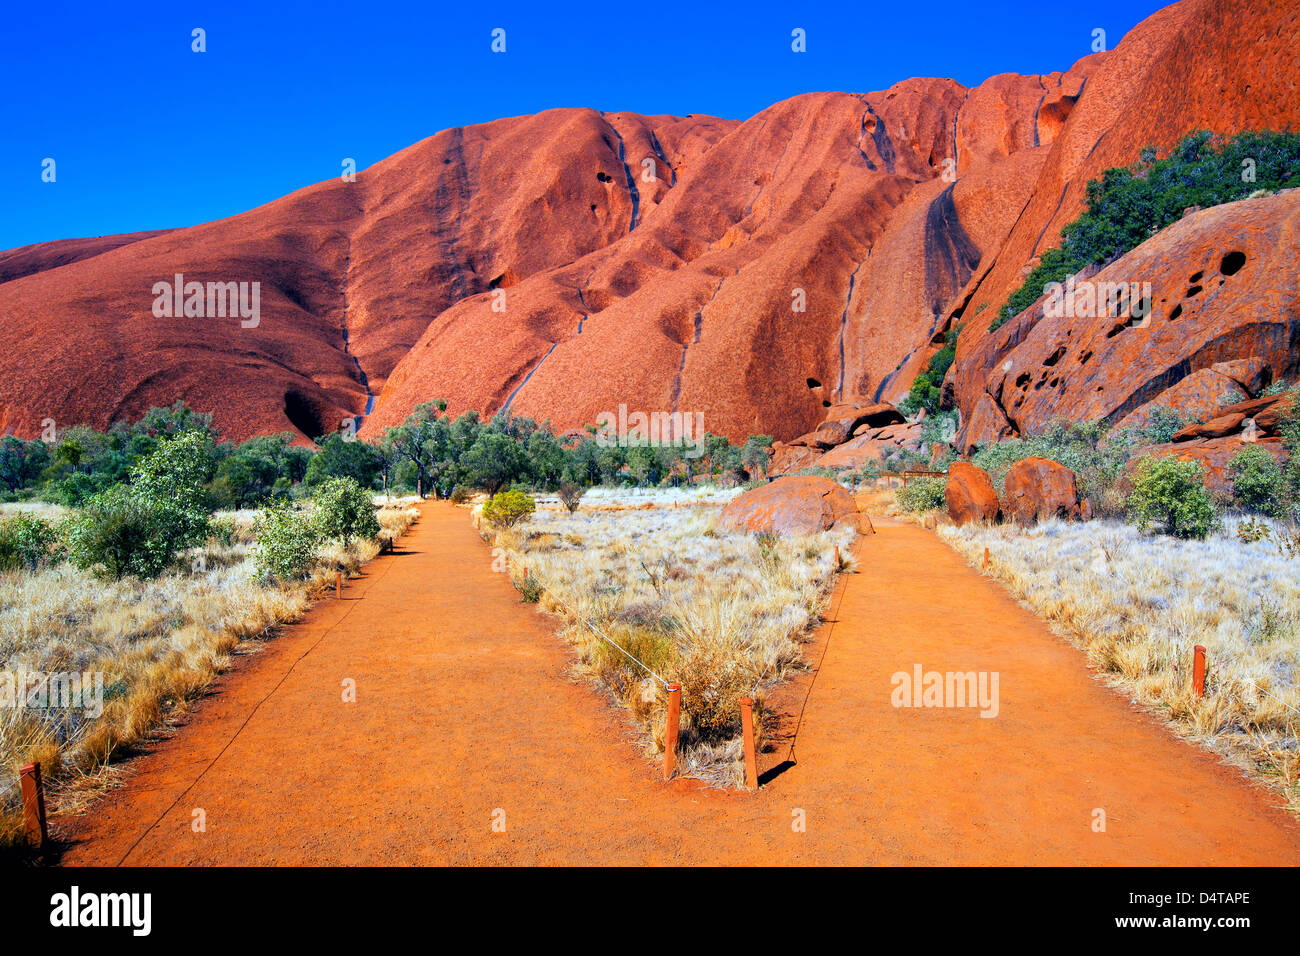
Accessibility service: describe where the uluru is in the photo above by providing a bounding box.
[2,0,1296,449]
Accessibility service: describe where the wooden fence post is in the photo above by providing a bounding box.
[1193,645,1207,698]
[740,697,758,790]
[664,683,682,781]
[19,762,47,851]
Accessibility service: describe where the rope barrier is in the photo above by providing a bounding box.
[520,567,673,691]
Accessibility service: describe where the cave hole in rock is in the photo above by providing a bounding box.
[1186,285,1203,297]
[596,171,613,183]
[1189,270,1204,283]
[284,390,329,439]
[1169,303,1183,320]
[806,377,821,389]
[1043,346,1067,368]
[1220,250,1246,276]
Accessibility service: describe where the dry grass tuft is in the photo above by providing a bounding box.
[494,487,855,786]
[940,515,1300,813]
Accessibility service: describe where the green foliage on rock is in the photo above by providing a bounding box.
[991,129,1300,331]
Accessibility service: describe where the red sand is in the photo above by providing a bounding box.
[59,503,1300,865]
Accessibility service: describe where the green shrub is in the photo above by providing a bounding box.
[449,486,475,505]
[65,486,180,579]
[896,475,947,513]
[900,326,961,416]
[972,420,1131,506]
[253,505,320,582]
[481,489,535,529]
[1229,444,1287,516]
[1126,456,1218,539]
[1143,406,1187,445]
[311,477,380,544]
[0,513,60,571]
[130,430,216,550]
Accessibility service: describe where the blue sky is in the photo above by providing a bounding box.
[1,0,1165,250]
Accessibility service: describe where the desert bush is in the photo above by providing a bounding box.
[449,486,475,505]
[130,430,216,549]
[0,513,59,571]
[1126,456,1218,539]
[311,477,380,544]
[1143,406,1187,444]
[973,419,1131,505]
[65,486,181,579]
[557,482,585,513]
[515,569,543,603]
[896,475,947,513]
[1230,444,1287,517]
[482,488,535,528]
[253,505,320,582]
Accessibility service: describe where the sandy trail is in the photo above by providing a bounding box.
[60,502,1300,865]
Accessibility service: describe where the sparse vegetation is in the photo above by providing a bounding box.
[0,497,418,856]
[941,516,1300,814]
[491,488,854,786]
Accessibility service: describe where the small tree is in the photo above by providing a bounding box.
[1127,456,1218,539]
[311,476,380,544]
[65,486,177,579]
[557,482,585,513]
[254,504,320,582]
[481,489,535,529]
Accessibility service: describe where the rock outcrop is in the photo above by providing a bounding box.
[718,477,863,535]
[1002,458,1082,524]
[1,0,1296,449]
[945,462,1001,526]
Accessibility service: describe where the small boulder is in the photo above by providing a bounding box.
[1003,457,1081,524]
[945,462,1001,526]
[718,476,864,535]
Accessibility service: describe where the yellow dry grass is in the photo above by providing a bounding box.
[0,498,418,853]
[477,487,856,787]
[939,514,1300,814]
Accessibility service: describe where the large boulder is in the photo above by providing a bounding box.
[1002,457,1081,523]
[945,462,1001,526]
[718,476,864,535]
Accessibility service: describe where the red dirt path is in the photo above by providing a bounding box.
[59,502,1300,865]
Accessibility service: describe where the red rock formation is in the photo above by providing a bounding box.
[945,462,1001,526]
[958,190,1300,450]
[1,0,1295,451]
[718,476,863,535]
[1002,458,1082,524]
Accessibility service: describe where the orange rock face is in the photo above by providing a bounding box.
[945,462,1001,527]
[1,0,1296,448]
[1002,458,1082,524]
[717,477,863,535]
